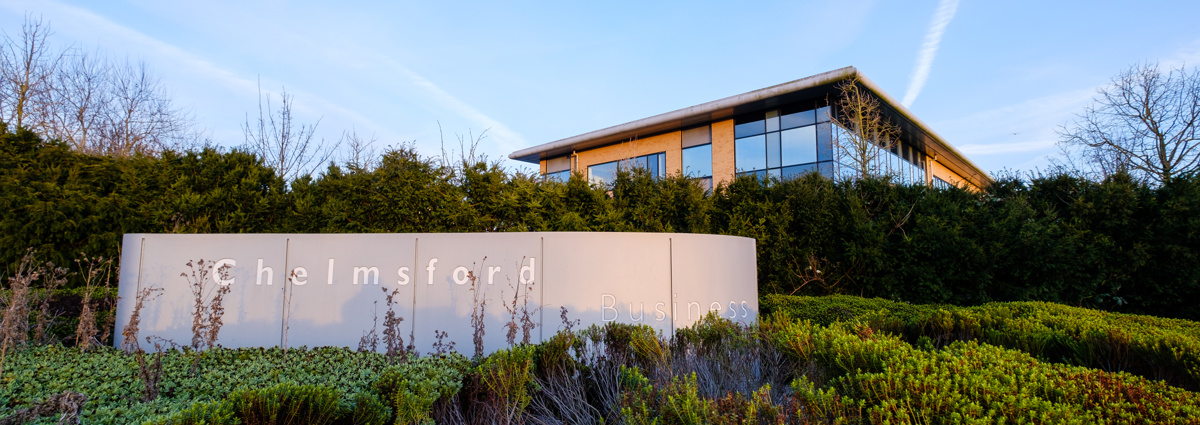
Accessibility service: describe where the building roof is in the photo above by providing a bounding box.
[509,66,992,188]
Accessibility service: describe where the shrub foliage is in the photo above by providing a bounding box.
[4,126,1200,322]
[1,299,1199,423]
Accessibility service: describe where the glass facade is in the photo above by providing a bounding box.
[544,170,570,182]
[735,106,834,180]
[682,143,713,193]
[829,119,928,185]
[544,96,950,189]
[587,151,666,186]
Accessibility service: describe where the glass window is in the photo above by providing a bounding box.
[734,119,765,138]
[736,169,768,180]
[818,161,835,177]
[781,163,816,180]
[816,123,833,162]
[781,126,817,166]
[781,109,815,130]
[816,106,831,123]
[544,170,570,182]
[766,110,780,132]
[588,161,618,186]
[629,152,665,178]
[766,132,781,169]
[682,144,713,178]
[735,135,767,172]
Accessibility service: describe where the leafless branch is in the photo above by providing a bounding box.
[829,76,900,180]
[243,79,339,179]
[1058,62,1200,184]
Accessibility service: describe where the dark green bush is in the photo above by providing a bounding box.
[337,392,391,425]
[371,355,468,424]
[227,382,341,425]
[6,122,1200,323]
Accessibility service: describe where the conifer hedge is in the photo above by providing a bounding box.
[3,125,1199,320]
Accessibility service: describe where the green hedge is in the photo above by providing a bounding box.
[5,125,1200,321]
[764,294,1200,391]
[778,320,1200,423]
[3,313,1200,423]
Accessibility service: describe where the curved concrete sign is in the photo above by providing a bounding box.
[114,232,757,355]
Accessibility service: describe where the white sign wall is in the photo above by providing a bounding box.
[115,232,757,355]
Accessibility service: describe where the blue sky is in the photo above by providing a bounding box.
[3,0,1199,176]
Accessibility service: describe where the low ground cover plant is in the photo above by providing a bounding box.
[764,294,1200,391]
[1,301,1199,424]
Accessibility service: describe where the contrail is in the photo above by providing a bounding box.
[902,0,960,108]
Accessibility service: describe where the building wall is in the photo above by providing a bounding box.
[537,117,979,192]
[929,158,977,190]
[711,119,736,188]
[576,131,683,176]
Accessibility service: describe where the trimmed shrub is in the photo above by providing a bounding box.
[371,355,468,424]
[767,294,1200,391]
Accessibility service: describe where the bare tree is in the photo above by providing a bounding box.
[339,127,378,172]
[100,60,193,156]
[0,16,197,155]
[243,81,336,179]
[1058,62,1200,185]
[46,49,110,153]
[829,76,900,180]
[0,15,63,132]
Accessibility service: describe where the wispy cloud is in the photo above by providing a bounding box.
[2,0,526,159]
[936,87,1094,156]
[369,55,527,155]
[901,0,960,107]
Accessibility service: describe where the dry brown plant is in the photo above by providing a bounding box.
[380,286,408,362]
[135,337,167,402]
[357,300,379,353]
[432,329,455,356]
[73,255,113,350]
[30,261,66,346]
[182,259,231,350]
[502,259,539,347]
[0,391,86,425]
[121,286,162,353]
[468,265,487,359]
[559,306,580,334]
[0,251,42,378]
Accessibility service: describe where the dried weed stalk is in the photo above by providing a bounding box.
[469,266,487,359]
[432,329,455,356]
[503,270,539,347]
[135,337,168,402]
[73,255,113,350]
[0,251,39,378]
[31,262,67,346]
[121,286,162,353]
[358,300,379,353]
[182,259,231,350]
[0,391,87,425]
[380,286,408,362]
[559,306,581,334]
